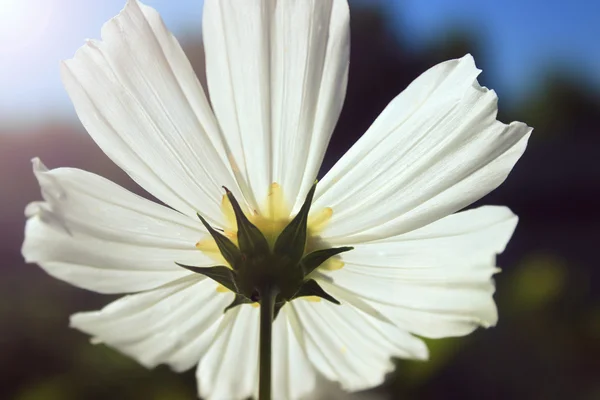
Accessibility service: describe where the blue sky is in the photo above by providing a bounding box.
[1,0,598,126]
[391,0,600,100]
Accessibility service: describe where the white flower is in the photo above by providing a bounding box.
[22,0,531,399]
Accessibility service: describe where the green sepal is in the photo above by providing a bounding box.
[293,279,340,305]
[196,213,242,269]
[224,294,253,313]
[300,246,354,277]
[273,182,317,264]
[176,263,238,293]
[223,187,270,257]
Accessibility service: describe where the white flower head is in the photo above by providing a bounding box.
[22,0,532,399]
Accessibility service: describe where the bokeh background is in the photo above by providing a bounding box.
[1,0,599,399]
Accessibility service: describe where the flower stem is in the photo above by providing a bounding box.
[258,286,277,400]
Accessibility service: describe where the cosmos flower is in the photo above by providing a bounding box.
[22,0,531,399]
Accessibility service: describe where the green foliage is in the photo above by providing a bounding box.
[505,253,567,313]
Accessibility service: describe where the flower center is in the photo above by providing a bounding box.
[196,183,343,272]
[177,181,353,315]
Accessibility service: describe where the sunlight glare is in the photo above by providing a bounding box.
[0,0,54,52]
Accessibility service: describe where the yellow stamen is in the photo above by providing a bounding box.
[196,238,229,266]
[307,207,333,234]
[216,284,229,293]
[303,296,322,302]
[196,238,220,255]
[319,258,345,271]
[221,194,236,228]
[266,182,289,221]
[198,182,344,274]
[224,230,237,240]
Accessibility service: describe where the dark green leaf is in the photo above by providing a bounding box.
[224,294,253,313]
[196,213,242,269]
[223,187,270,256]
[300,246,353,277]
[293,279,340,305]
[176,264,238,293]
[273,182,317,264]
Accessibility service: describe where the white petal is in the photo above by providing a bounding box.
[61,0,240,223]
[314,54,532,243]
[203,0,349,210]
[22,159,209,294]
[291,300,427,392]
[197,305,260,400]
[272,308,318,400]
[196,306,318,400]
[71,277,232,372]
[325,206,517,338]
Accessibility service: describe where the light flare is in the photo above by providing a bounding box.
[0,0,54,52]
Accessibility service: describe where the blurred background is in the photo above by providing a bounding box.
[1,0,599,399]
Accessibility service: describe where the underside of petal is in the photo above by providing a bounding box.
[197,305,260,399]
[203,0,349,212]
[323,206,517,338]
[315,54,531,243]
[70,277,231,371]
[290,300,428,391]
[61,0,241,224]
[22,159,209,294]
[197,304,319,400]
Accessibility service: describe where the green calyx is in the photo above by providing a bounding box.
[177,182,352,317]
